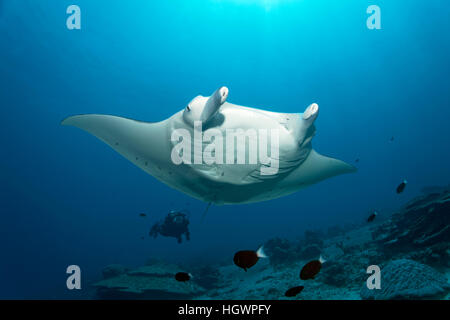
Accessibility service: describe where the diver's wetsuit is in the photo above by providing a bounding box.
[149,211,190,243]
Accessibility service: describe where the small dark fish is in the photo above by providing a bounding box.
[141,236,145,240]
[139,213,147,217]
[285,286,304,297]
[300,257,325,280]
[175,272,192,282]
[396,180,407,194]
[233,246,267,271]
[355,158,360,163]
[390,136,394,142]
[367,211,378,223]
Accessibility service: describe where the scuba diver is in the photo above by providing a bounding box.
[149,210,190,244]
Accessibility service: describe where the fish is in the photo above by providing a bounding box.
[355,158,360,163]
[62,86,356,205]
[300,256,325,280]
[233,246,267,271]
[367,211,378,222]
[284,286,304,297]
[175,272,192,282]
[396,180,407,194]
[139,213,147,217]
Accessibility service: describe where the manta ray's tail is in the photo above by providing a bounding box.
[200,202,212,223]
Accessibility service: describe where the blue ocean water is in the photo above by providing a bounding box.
[0,0,449,299]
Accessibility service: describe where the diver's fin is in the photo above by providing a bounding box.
[201,202,212,222]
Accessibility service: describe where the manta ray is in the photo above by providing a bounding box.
[62,86,356,205]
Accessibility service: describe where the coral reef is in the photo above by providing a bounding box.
[264,237,299,266]
[102,264,129,279]
[93,260,205,299]
[326,225,344,238]
[322,244,344,261]
[93,190,450,300]
[297,230,324,260]
[321,261,348,287]
[372,191,450,269]
[301,230,324,248]
[190,265,222,290]
[360,259,450,300]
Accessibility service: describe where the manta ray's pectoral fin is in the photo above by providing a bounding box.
[290,149,357,186]
[61,114,169,168]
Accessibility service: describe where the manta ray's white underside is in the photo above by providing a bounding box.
[62,89,356,205]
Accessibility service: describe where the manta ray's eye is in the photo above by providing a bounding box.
[186,105,191,111]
